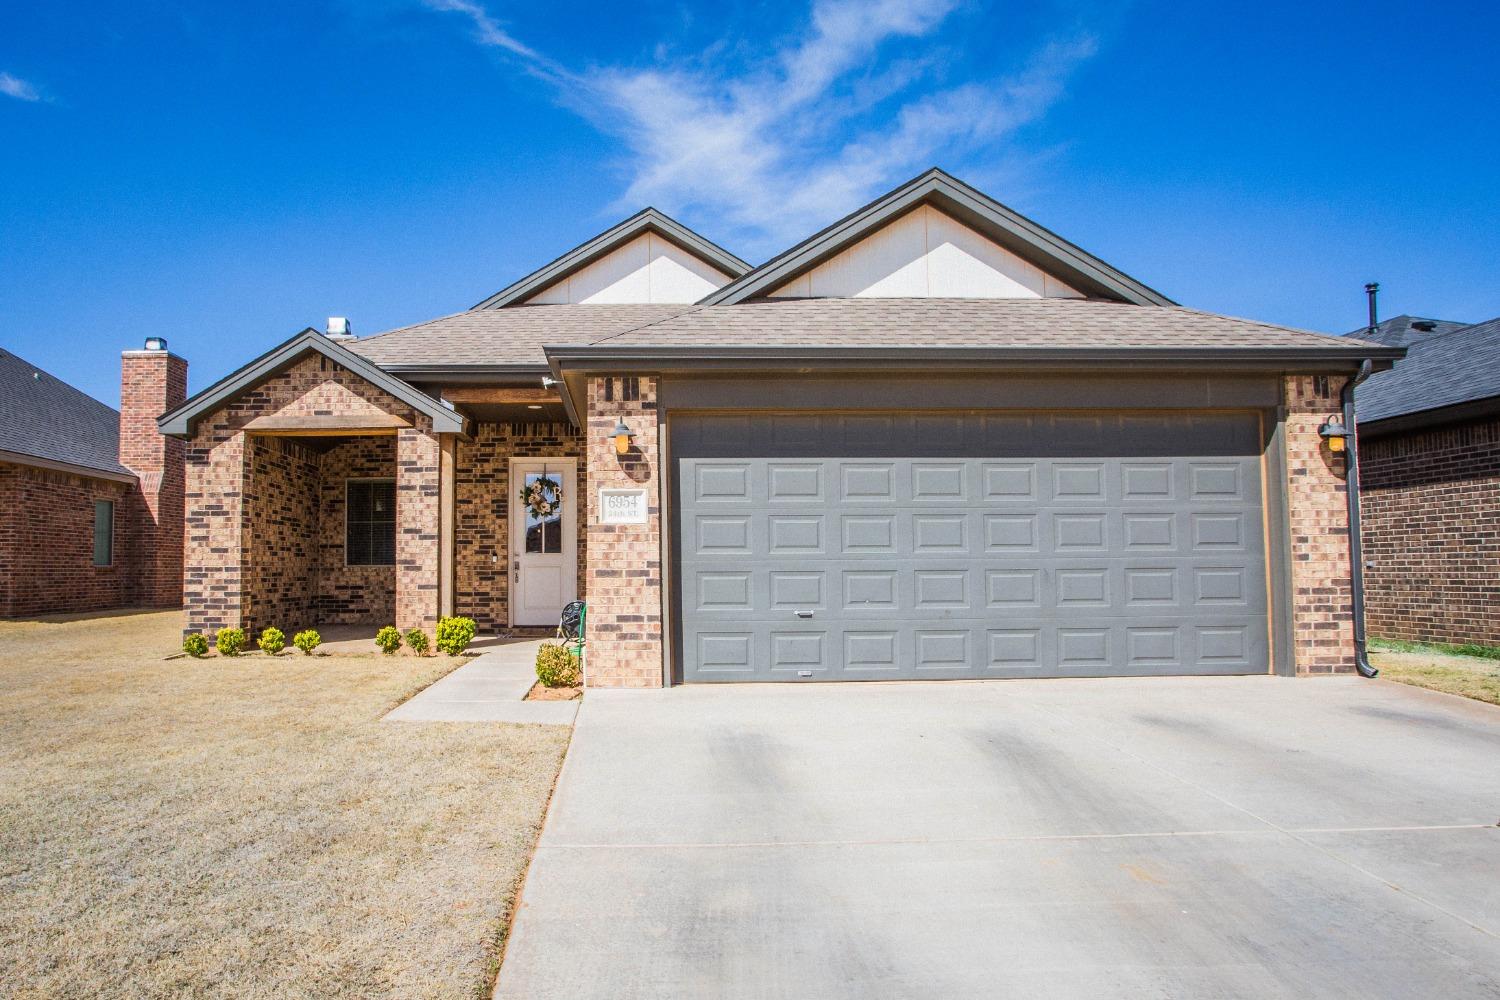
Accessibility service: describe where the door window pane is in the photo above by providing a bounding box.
[347,480,396,565]
[522,472,563,554]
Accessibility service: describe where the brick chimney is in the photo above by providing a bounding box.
[119,338,188,607]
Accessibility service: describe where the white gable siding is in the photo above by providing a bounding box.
[767,205,1084,299]
[525,233,732,304]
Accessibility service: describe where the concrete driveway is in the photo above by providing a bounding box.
[496,677,1500,999]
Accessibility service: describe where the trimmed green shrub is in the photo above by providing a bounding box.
[216,627,246,657]
[436,616,477,656]
[293,629,322,655]
[535,643,581,688]
[183,633,210,658]
[404,628,430,655]
[257,627,286,656]
[375,625,402,655]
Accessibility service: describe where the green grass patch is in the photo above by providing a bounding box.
[1370,636,1500,661]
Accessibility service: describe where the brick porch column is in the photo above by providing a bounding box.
[183,423,247,638]
[585,376,663,687]
[1284,374,1357,673]
[396,420,441,637]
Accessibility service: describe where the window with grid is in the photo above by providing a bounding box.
[346,480,396,566]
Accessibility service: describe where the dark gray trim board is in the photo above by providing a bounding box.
[699,168,1176,307]
[472,208,750,310]
[0,448,138,484]
[1358,395,1500,439]
[158,328,468,437]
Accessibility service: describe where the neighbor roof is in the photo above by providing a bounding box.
[471,208,750,310]
[159,328,468,437]
[0,347,134,480]
[1343,314,1470,348]
[700,168,1175,307]
[1355,316,1500,426]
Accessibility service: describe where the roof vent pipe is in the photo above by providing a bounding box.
[1364,282,1379,334]
[326,317,356,341]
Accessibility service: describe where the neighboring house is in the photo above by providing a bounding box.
[0,341,187,616]
[159,168,1400,685]
[1349,313,1500,646]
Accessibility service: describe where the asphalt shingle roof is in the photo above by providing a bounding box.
[0,347,132,477]
[1354,316,1500,424]
[349,298,1385,368]
[1343,314,1470,348]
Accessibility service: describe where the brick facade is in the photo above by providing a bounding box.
[183,353,435,638]
[584,376,663,687]
[317,438,397,624]
[0,463,133,616]
[119,350,188,605]
[455,422,586,633]
[1359,416,1500,645]
[1284,374,1356,673]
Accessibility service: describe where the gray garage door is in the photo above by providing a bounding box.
[672,412,1269,682]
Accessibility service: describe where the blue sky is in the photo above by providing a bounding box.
[2,0,1497,406]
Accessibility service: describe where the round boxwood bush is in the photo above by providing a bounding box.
[258,626,286,656]
[535,643,581,688]
[216,627,246,657]
[375,625,402,655]
[292,629,321,655]
[436,616,477,656]
[183,633,210,658]
[404,628,430,655]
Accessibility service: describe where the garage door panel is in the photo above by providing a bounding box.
[675,413,1269,681]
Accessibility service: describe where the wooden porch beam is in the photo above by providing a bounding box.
[242,413,410,433]
[440,386,557,405]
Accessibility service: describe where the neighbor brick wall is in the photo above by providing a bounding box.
[584,376,663,687]
[1284,375,1356,673]
[183,353,431,639]
[119,350,188,606]
[0,462,132,617]
[1359,416,1500,645]
[454,422,586,633]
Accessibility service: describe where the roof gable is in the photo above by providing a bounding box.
[701,168,1173,307]
[158,328,467,437]
[0,347,132,479]
[472,208,749,309]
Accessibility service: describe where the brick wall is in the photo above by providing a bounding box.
[1284,375,1356,673]
[0,462,132,617]
[242,436,320,632]
[183,353,432,638]
[119,350,187,606]
[316,437,397,624]
[454,422,586,632]
[584,376,663,687]
[1359,416,1500,645]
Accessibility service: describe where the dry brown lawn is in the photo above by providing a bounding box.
[1371,647,1500,706]
[0,610,570,1000]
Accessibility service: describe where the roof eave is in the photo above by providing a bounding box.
[158,329,467,438]
[0,448,137,484]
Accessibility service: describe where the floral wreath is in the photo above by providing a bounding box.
[519,475,563,519]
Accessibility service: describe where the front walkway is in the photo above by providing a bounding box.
[384,639,578,724]
[496,676,1500,999]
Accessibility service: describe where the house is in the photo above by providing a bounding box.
[1348,313,1500,646]
[0,341,186,616]
[158,168,1401,685]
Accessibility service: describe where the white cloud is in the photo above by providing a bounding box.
[0,72,43,102]
[420,1,1100,255]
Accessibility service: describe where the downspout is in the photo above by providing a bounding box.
[1342,283,1380,677]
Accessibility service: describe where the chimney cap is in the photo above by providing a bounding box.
[144,336,168,352]
[326,317,355,340]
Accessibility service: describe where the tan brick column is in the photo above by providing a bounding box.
[183,422,247,638]
[585,376,663,687]
[396,419,441,637]
[1284,375,1356,673]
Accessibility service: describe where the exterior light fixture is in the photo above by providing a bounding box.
[1319,418,1350,453]
[526,404,543,410]
[610,419,634,455]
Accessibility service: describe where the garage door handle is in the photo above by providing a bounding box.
[796,610,814,619]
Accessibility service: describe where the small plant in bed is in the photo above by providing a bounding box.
[435,616,477,656]
[257,626,286,656]
[376,626,402,655]
[535,643,581,688]
[183,633,210,658]
[215,627,246,657]
[404,628,430,655]
[292,629,321,655]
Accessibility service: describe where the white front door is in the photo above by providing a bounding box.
[509,458,578,628]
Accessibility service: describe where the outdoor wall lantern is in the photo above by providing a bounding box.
[610,419,635,456]
[1319,417,1350,453]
